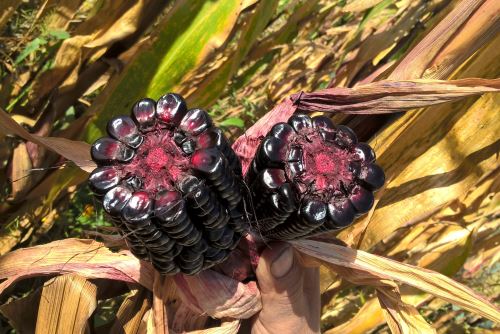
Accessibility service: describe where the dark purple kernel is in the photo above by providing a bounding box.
[179,108,212,135]
[132,98,156,131]
[124,175,143,191]
[204,247,226,264]
[178,257,204,274]
[164,217,192,235]
[190,238,208,254]
[196,128,224,149]
[156,93,187,126]
[349,185,374,214]
[178,248,202,263]
[354,142,376,162]
[107,115,143,148]
[142,230,162,243]
[206,226,226,242]
[182,139,196,154]
[173,132,187,145]
[358,163,385,190]
[154,262,180,275]
[213,227,234,249]
[319,129,336,142]
[229,233,242,250]
[103,186,133,216]
[258,136,287,166]
[154,190,183,221]
[348,161,362,177]
[91,137,135,163]
[287,161,304,178]
[278,184,298,210]
[256,168,286,191]
[327,200,355,227]
[269,193,281,210]
[287,146,303,162]
[288,114,312,132]
[131,220,157,235]
[147,234,175,252]
[301,200,327,226]
[312,116,335,130]
[89,167,120,194]
[177,228,203,247]
[190,148,224,175]
[334,125,358,148]
[122,191,153,221]
[270,122,295,141]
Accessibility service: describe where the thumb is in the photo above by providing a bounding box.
[256,242,303,296]
[252,242,320,334]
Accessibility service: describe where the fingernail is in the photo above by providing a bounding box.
[270,246,294,278]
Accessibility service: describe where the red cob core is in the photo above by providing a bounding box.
[119,129,189,195]
[146,147,169,171]
[308,148,352,191]
[287,129,353,200]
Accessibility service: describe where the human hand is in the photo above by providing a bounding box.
[250,242,320,334]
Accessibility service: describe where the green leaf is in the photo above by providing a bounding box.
[14,37,47,64]
[184,0,280,107]
[219,117,245,128]
[86,0,245,142]
[46,30,70,40]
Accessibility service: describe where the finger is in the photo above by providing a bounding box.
[252,242,320,334]
[255,242,302,294]
[303,266,321,323]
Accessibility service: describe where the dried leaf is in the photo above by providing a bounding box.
[170,303,210,333]
[152,272,169,334]
[184,319,240,334]
[397,226,472,279]
[8,142,33,200]
[0,167,88,255]
[36,274,97,334]
[0,0,21,32]
[423,0,500,79]
[0,289,41,333]
[291,78,500,114]
[292,239,500,323]
[389,0,484,80]
[29,0,146,103]
[0,238,154,294]
[336,26,500,250]
[340,1,426,86]
[377,284,436,334]
[344,0,386,13]
[111,289,151,334]
[324,298,385,334]
[181,0,279,107]
[246,0,322,62]
[352,96,498,251]
[84,0,145,48]
[0,107,95,172]
[267,42,333,102]
[174,269,262,319]
[38,0,81,31]
[323,176,491,333]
